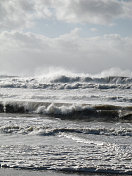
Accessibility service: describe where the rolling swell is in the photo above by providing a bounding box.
[0,101,132,121]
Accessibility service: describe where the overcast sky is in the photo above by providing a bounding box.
[0,0,132,75]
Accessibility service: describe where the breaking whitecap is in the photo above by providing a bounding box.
[0,69,132,175]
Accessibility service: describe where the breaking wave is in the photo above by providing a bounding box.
[0,101,132,121]
[0,68,132,90]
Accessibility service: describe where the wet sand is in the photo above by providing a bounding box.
[0,168,129,176]
[0,168,92,176]
[0,168,72,176]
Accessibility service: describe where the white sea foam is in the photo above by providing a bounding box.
[0,68,132,175]
[1,68,132,91]
[36,103,92,115]
[59,133,105,145]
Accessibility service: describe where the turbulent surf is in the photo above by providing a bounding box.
[0,70,132,175]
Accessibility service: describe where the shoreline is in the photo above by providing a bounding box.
[0,168,131,176]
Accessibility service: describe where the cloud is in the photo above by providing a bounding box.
[0,0,51,30]
[0,30,132,74]
[53,0,124,25]
[90,28,98,32]
[0,0,132,31]
[53,0,132,25]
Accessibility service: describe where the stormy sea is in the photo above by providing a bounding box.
[0,69,132,175]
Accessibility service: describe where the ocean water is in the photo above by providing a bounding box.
[0,70,132,175]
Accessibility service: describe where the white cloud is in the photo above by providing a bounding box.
[0,0,51,30]
[0,30,132,74]
[90,28,98,32]
[0,0,132,30]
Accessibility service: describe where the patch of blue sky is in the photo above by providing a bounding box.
[24,17,132,38]
[80,18,132,38]
[24,18,78,37]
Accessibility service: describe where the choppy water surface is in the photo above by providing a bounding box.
[0,72,132,175]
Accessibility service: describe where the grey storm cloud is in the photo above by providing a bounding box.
[53,0,124,24]
[0,30,132,74]
[0,0,132,30]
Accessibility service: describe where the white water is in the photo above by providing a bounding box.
[0,69,132,174]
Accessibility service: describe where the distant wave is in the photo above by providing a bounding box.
[0,101,132,121]
[0,75,17,78]
[0,82,131,90]
[0,75,132,90]
[49,75,132,84]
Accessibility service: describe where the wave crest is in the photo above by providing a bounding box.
[0,101,132,121]
[0,75,132,90]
